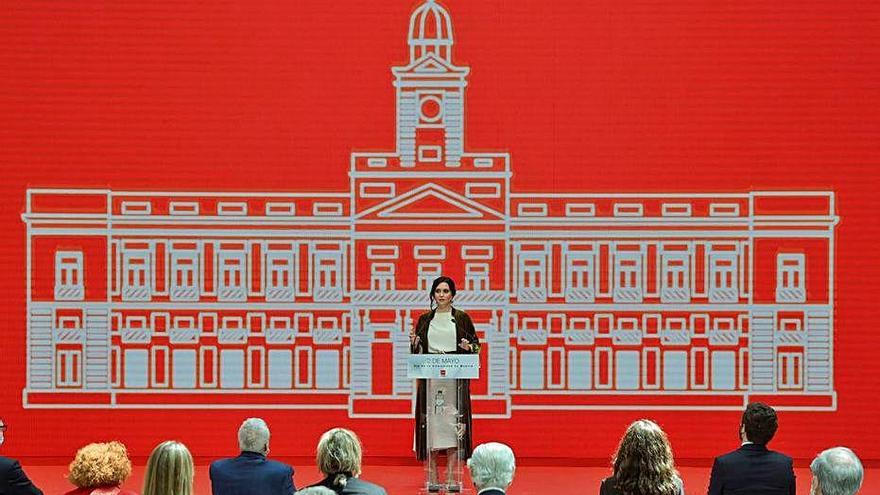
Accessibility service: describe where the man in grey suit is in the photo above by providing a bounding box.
[210,418,296,495]
[0,418,43,495]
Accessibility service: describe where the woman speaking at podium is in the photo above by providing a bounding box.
[410,276,480,490]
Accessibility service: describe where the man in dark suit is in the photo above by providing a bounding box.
[707,402,796,495]
[466,442,515,495]
[0,417,43,495]
[210,418,296,495]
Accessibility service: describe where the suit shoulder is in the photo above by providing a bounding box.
[767,449,794,464]
[265,458,294,473]
[714,448,743,464]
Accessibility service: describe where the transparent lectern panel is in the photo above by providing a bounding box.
[425,378,466,493]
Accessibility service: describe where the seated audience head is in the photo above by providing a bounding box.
[143,440,194,495]
[239,417,270,455]
[296,487,337,495]
[611,419,680,495]
[67,441,132,490]
[810,447,864,495]
[316,428,363,487]
[467,442,516,492]
[740,402,778,445]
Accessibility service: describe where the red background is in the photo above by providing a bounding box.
[1,0,879,462]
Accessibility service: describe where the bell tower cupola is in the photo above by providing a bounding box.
[393,0,469,167]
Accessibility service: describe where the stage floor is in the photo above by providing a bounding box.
[22,462,876,494]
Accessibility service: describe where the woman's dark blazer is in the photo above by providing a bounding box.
[411,307,480,461]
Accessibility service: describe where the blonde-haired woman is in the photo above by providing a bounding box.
[600,420,684,495]
[142,441,194,495]
[306,428,387,495]
[64,441,138,495]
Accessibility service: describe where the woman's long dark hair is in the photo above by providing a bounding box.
[610,420,680,495]
[429,276,456,311]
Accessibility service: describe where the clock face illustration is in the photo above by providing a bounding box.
[420,95,443,123]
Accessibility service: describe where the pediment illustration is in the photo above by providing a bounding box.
[357,183,503,220]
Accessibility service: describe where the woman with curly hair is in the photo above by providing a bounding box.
[600,420,684,495]
[64,441,138,495]
[142,440,193,495]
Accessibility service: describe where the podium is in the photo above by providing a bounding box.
[408,354,480,494]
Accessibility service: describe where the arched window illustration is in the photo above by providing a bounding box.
[776,253,806,303]
[55,251,84,301]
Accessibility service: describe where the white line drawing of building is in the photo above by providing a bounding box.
[21,0,838,416]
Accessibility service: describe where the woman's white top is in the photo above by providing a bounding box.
[427,311,457,353]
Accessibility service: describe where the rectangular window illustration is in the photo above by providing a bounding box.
[170,248,199,301]
[218,250,247,301]
[565,250,595,303]
[660,248,690,303]
[776,253,806,303]
[266,251,295,301]
[518,252,547,302]
[370,263,395,291]
[122,248,151,301]
[314,251,343,302]
[778,352,804,390]
[417,263,442,291]
[708,249,738,303]
[56,349,82,387]
[465,263,489,292]
[613,248,643,303]
[55,251,84,301]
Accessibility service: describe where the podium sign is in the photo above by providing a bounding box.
[407,354,480,380]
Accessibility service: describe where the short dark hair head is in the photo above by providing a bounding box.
[741,402,778,445]
[429,276,457,299]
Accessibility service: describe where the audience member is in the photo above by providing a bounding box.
[142,440,193,495]
[64,441,137,495]
[600,419,683,495]
[466,442,515,495]
[810,447,863,495]
[210,418,295,495]
[296,488,337,495]
[306,428,386,495]
[708,402,795,495]
[0,417,43,495]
